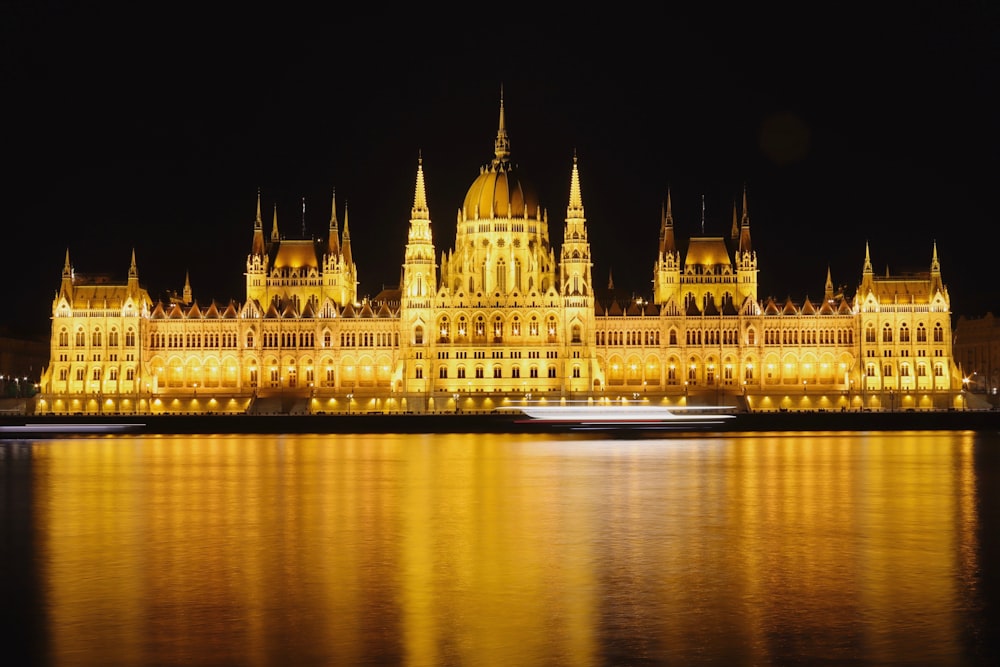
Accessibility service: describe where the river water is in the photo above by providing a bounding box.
[2,430,999,666]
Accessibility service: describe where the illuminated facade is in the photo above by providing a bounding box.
[37,99,963,415]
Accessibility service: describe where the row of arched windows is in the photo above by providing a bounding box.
[865,322,944,343]
[430,314,561,344]
[762,329,855,345]
[59,327,135,348]
[864,361,946,378]
[436,365,558,379]
[596,330,662,346]
[56,366,135,382]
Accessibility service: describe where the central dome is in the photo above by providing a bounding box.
[461,95,539,220]
[462,161,538,220]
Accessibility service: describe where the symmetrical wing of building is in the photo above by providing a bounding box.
[38,99,963,415]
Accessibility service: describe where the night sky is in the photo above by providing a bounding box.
[3,3,997,339]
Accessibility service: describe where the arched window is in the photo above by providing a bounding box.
[933,323,944,342]
[59,328,69,347]
[496,259,506,292]
[899,323,910,343]
[882,324,893,343]
[75,328,85,346]
[414,325,424,345]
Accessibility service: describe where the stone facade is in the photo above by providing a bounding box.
[37,100,963,415]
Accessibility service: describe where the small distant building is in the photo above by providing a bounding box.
[954,313,1000,396]
[0,335,48,387]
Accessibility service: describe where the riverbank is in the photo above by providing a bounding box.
[3,408,1000,438]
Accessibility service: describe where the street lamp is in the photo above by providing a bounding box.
[346,393,353,415]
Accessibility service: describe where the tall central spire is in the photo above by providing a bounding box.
[412,151,429,221]
[493,85,510,166]
[567,151,584,217]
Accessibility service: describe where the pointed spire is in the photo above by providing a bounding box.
[183,270,192,304]
[929,240,944,294]
[660,188,677,255]
[608,268,615,290]
[126,248,139,295]
[271,204,280,242]
[254,188,262,230]
[341,202,353,268]
[738,185,752,254]
[701,194,706,235]
[825,265,834,300]
[567,151,584,217]
[863,241,873,274]
[493,85,510,166]
[412,151,430,220]
[251,190,267,256]
[301,196,306,237]
[328,188,340,256]
[60,248,73,295]
[730,201,739,239]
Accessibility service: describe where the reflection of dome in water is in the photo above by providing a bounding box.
[461,95,539,220]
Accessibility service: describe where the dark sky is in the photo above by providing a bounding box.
[3,3,997,338]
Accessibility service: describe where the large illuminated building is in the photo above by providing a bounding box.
[37,99,964,415]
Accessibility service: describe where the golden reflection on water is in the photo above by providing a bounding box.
[31,431,981,666]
